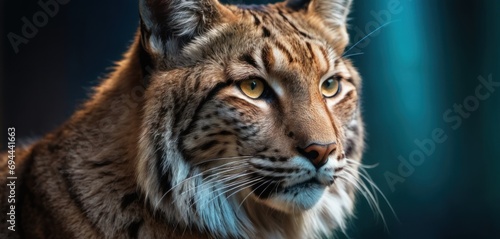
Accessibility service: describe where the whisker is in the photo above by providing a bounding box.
[337,174,380,220]
[346,158,379,169]
[343,52,364,59]
[193,160,285,189]
[237,177,274,209]
[256,180,275,200]
[238,183,262,209]
[192,155,253,166]
[337,174,374,212]
[154,161,249,209]
[170,172,251,206]
[225,177,264,201]
[343,20,400,56]
[344,170,387,229]
[346,167,399,223]
[172,175,258,234]
[193,163,249,184]
[179,167,251,197]
[350,165,380,204]
[192,176,263,208]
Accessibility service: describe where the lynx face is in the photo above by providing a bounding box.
[178,43,360,212]
[137,0,364,238]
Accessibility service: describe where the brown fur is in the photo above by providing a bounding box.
[0,38,210,239]
[1,0,365,238]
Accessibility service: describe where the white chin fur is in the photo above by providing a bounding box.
[300,183,354,238]
[246,181,354,239]
[264,185,327,212]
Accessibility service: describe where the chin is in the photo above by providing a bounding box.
[260,182,328,213]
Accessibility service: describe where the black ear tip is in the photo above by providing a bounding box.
[286,0,311,11]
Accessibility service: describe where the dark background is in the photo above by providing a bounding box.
[1,0,499,238]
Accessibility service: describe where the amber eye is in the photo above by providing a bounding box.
[239,78,265,99]
[321,77,341,98]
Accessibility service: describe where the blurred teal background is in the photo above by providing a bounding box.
[344,1,500,238]
[2,0,499,238]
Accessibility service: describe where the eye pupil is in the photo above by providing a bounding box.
[250,81,257,90]
[325,79,333,88]
[321,77,341,98]
[240,78,265,99]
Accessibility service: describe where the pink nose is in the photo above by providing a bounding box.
[298,143,336,168]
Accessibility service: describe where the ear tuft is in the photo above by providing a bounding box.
[286,0,352,26]
[138,0,228,63]
[313,0,352,26]
[286,0,352,53]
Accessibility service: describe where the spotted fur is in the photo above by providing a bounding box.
[1,0,365,238]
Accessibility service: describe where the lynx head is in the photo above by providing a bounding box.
[136,0,364,238]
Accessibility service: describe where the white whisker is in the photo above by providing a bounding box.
[343,52,364,58]
[154,161,249,209]
[192,156,253,166]
[346,158,379,169]
[193,176,263,208]
[343,20,400,56]
[346,167,399,223]
[337,174,378,217]
[179,168,251,197]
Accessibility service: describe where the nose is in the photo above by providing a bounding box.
[297,143,336,168]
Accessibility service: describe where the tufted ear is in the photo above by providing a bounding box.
[138,0,233,66]
[286,0,352,26]
[286,0,352,52]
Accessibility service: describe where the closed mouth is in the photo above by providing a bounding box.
[251,177,324,199]
[284,178,323,190]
